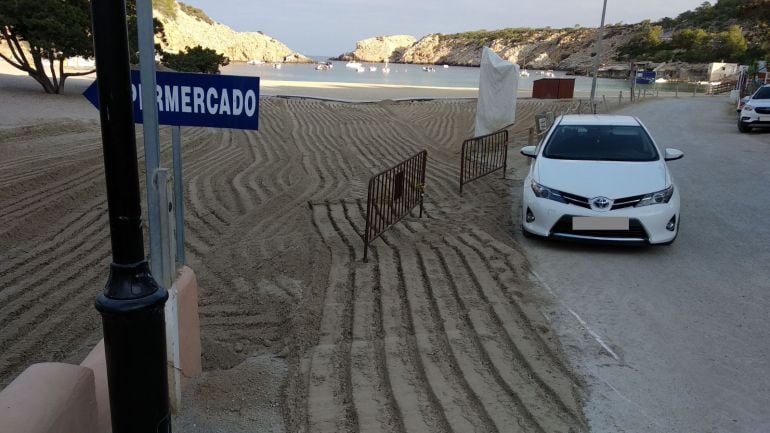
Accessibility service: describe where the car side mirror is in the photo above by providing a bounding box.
[520,146,537,158]
[664,148,684,161]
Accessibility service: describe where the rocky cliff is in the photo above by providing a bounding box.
[155,2,311,63]
[341,27,640,72]
[337,35,418,62]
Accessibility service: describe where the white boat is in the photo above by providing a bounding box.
[346,61,363,69]
[382,61,391,74]
[655,78,669,84]
[247,59,264,65]
[422,66,436,72]
[315,63,331,71]
[356,66,365,73]
[272,63,282,69]
[443,64,449,68]
[369,66,377,72]
[520,69,530,77]
[544,70,555,77]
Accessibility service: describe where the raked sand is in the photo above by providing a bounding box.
[0,58,597,432]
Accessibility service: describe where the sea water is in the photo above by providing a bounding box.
[224,58,638,96]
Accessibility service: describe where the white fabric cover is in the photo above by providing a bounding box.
[474,47,519,137]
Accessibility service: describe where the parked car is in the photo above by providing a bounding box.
[738,84,770,132]
[519,115,683,245]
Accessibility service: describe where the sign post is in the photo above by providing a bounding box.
[172,126,185,266]
[83,70,261,266]
[137,0,164,284]
[89,0,171,431]
[84,66,259,416]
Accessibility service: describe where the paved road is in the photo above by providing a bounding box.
[519,96,770,433]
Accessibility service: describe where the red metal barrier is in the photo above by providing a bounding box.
[364,151,427,261]
[459,129,509,193]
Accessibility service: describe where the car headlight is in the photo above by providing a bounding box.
[636,185,674,207]
[743,105,754,112]
[531,181,567,203]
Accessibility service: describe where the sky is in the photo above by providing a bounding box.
[180,0,711,56]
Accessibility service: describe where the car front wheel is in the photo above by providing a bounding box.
[738,121,752,133]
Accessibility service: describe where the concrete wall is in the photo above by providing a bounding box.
[0,266,201,433]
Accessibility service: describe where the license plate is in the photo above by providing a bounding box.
[759,116,770,122]
[572,216,629,231]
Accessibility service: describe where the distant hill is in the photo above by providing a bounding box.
[337,27,639,72]
[155,1,311,63]
[337,0,768,71]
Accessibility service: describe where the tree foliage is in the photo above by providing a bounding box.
[616,0,767,63]
[0,0,228,93]
[161,45,228,74]
[0,0,94,93]
[618,24,750,63]
[179,2,214,25]
[126,0,166,65]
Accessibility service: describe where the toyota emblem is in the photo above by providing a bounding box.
[591,196,612,210]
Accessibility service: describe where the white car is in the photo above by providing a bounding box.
[738,84,770,132]
[519,115,683,245]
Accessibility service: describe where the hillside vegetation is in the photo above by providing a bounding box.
[617,0,769,63]
[342,0,767,71]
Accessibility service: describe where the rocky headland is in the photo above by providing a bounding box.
[336,35,417,62]
[156,2,311,63]
[337,27,641,73]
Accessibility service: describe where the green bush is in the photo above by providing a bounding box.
[161,45,229,74]
[179,2,214,24]
[154,0,177,18]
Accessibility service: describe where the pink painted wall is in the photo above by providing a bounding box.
[0,267,201,433]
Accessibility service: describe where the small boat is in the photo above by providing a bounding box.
[382,62,391,74]
[356,66,365,73]
[272,63,282,69]
[315,63,331,71]
[520,69,530,77]
[654,78,668,84]
[544,70,554,77]
[369,66,377,72]
[247,59,264,65]
[443,64,449,68]
[422,66,436,72]
[346,61,363,69]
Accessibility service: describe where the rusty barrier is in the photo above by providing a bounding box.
[459,129,509,193]
[364,150,427,261]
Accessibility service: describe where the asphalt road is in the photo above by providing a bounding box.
[518,95,770,433]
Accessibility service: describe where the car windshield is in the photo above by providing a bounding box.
[542,124,660,162]
[752,87,770,99]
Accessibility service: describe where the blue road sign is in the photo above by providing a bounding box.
[84,70,260,130]
[635,71,656,85]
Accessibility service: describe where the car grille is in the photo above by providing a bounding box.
[755,107,770,114]
[550,216,648,240]
[558,191,645,210]
[560,192,590,209]
[611,194,646,210]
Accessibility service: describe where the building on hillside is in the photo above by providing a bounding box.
[707,62,739,82]
[597,65,630,79]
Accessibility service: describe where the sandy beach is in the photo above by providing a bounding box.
[0,62,595,433]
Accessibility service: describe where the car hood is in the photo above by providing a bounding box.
[535,158,668,198]
[747,98,770,107]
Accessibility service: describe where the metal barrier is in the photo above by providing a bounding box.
[459,129,509,193]
[708,81,737,95]
[363,150,427,261]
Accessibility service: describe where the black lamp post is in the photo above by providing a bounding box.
[89,0,171,431]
